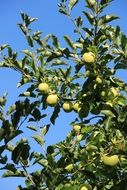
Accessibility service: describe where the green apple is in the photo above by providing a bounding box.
[102,154,119,166]
[82,52,95,63]
[46,94,59,107]
[63,101,73,112]
[38,82,49,94]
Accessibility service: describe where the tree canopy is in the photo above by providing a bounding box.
[1,0,127,189]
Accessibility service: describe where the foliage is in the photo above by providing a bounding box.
[1,0,127,189]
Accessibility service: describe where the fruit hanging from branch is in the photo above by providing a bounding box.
[82,52,95,63]
[38,82,49,94]
[46,94,59,107]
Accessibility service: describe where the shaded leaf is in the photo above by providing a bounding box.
[31,108,41,121]
[12,143,30,164]
[2,170,24,178]
[83,11,94,25]
[26,35,34,47]
[50,104,60,125]
[0,128,5,142]
[51,35,60,48]
[114,62,127,70]
[1,163,17,173]
[5,130,23,144]
[64,35,75,50]
[75,16,83,28]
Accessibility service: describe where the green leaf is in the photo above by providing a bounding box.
[47,145,54,154]
[51,60,67,66]
[64,35,75,50]
[41,124,50,136]
[0,128,5,142]
[26,35,34,47]
[32,135,44,146]
[100,0,114,13]
[22,50,33,57]
[83,11,94,25]
[31,108,41,121]
[20,12,37,27]
[12,143,30,164]
[0,145,6,154]
[6,104,16,115]
[115,25,121,37]
[86,0,96,7]
[27,126,37,131]
[81,125,92,134]
[75,16,83,28]
[69,0,79,10]
[66,66,72,78]
[2,170,23,178]
[82,27,93,36]
[0,155,7,164]
[100,0,112,5]
[114,62,127,70]
[58,3,69,16]
[18,23,27,35]
[50,104,60,125]
[0,44,9,51]
[51,35,60,48]
[98,15,119,25]
[38,159,48,167]
[5,130,23,143]
[101,110,116,117]
[1,163,17,172]
[104,116,112,130]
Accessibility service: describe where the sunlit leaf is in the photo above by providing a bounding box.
[69,0,79,10]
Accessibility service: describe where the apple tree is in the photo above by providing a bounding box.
[0,0,127,189]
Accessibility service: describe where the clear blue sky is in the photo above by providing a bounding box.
[0,0,127,189]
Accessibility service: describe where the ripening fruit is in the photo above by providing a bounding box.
[65,164,73,171]
[23,91,30,97]
[73,125,81,132]
[102,155,119,166]
[101,91,106,96]
[96,77,102,84]
[82,52,95,63]
[46,94,59,107]
[63,101,73,113]
[110,87,118,97]
[73,102,82,112]
[38,82,49,94]
[80,186,88,190]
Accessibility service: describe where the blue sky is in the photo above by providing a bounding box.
[0,0,127,189]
